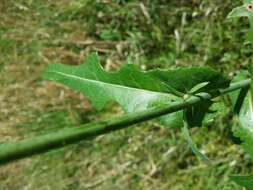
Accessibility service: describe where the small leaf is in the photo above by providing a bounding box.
[189,82,210,94]
[230,174,253,190]
[182,119,212,164]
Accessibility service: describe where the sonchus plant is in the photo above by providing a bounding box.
[0,1,253,189]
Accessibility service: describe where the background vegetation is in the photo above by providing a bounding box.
[0,0,253,189]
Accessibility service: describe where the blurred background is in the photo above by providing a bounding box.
[0,0,253,189]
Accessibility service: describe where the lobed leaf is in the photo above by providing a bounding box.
[43,53,229,128]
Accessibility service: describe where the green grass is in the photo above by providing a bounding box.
[0,0,253,189]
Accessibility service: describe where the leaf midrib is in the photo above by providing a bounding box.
[48,71,178,98]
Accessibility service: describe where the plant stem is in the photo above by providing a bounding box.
[0,79,251,165]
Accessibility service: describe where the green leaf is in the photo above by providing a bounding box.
[185,99,213,128]
[229,71,250,114]
[229,71,250,108]
[185,81,213,128]
[234,90,253,158]
[189,82,209,94]
[233,86,250,114]
[152,67,229,96]
[230,71,253,158]
[43,53,229,128]
[230,71,253,189]
[228,1,253,43]
[230,174,253,190]
[182,119,212,164]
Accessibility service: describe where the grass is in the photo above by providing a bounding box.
[0,0,253,189]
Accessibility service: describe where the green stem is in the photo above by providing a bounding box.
[0,79,251,165]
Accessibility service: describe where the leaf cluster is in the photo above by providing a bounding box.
[43,52,230,163]
[40,1,253,188]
